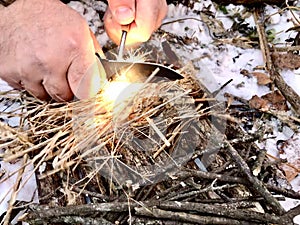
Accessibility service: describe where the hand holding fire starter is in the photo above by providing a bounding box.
[104,0,168,46]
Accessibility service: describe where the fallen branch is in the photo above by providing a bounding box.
[23,200,298,225]
[253,8,300,116]
[224,140,286,215]
[176,169,300,200]
[157,201,282,224]
[134,207,255,225]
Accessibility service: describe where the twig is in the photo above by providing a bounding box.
[168,182,236,201]
[275,46,300,52]
[177,168,300,200]
[134,207,255,225]
[157,201,283,224]
[23,202,137,222]
[252,149,266,176]
[24,215,113,225]
[224,140,286,215]
[266,184,300,200]
[131,217,195,225]
[70,186,109,201]
[212,79,233,97]
[146,117,171,147]
[161,17,203,27]
[282,204,300,224]
[176,169,248,185]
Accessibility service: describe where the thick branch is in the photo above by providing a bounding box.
[135,207,254,225]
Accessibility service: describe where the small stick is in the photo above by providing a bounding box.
[157,201,283,224]
[146,117,171,147]
[252,149,267,176]
[153,119,187,159]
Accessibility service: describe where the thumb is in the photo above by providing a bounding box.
[107,0,135,25]
[71,59,107,100]
[68,54,107,100]
[68,33,107,100]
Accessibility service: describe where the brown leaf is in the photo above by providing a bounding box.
[249,91,288,111]
[279,134,300,182]
[249,95,269,110]
[279,164,299,182]
[252,72,272,85]
[261,90,288,111]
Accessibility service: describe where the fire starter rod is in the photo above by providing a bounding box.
[118,25,130,59]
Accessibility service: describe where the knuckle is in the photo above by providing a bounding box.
[43,80,72,101]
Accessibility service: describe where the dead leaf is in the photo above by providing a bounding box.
[279,164,299,182]
[249,95,269,110]
[262,90,288,111]
[279,133,300,182]
[249,91,288,111]
[252,72,272,85]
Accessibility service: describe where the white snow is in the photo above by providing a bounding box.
[0,160,39,216]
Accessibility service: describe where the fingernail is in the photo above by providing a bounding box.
[113,6,134,24]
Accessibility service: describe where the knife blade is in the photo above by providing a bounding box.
[98,57,184,82]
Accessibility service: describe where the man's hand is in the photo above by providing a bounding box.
[104,0,167,46]
[0,0,105,101]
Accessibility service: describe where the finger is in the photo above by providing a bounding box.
[17,63,52,100]
[0,72,23,90]
[17,50,74,101]
[42,72,74,102]
[104,0,168,46]
[67,45,107,100]
[22,79,51,101]
[104,9,122,44]
[107,0,135,25]
[129,0,167,42]
[89,29,106,59]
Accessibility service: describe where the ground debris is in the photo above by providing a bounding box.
[0,65,297,225]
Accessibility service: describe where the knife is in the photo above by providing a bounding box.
[97,56,183,82]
